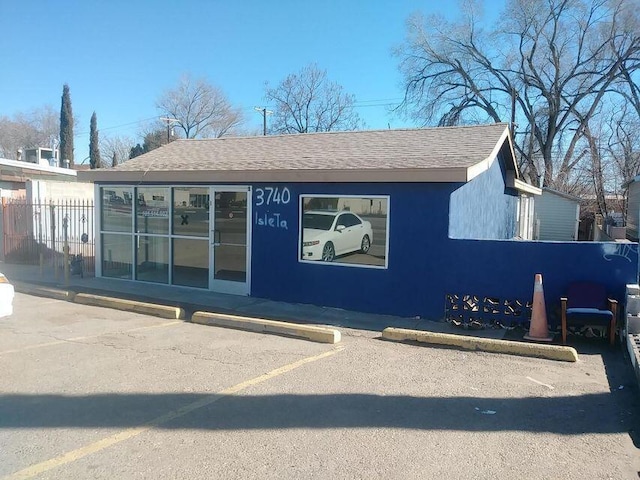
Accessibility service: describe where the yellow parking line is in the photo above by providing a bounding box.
[0,321,182,355]
[2,346,344,480]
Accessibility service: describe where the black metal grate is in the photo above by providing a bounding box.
[445,293,532,329]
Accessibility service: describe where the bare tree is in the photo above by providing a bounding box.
[0,117,27,159]
[0,105,59,159]
[264,64,363,134]
[100,134,135,168]
[600,104,640,220]
[397,0,640,189]
[156,74,243,138]
[611,120,640,188]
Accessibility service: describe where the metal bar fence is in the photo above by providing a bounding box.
[2,198,95,274]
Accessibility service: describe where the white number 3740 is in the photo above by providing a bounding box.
[255,187,291,206]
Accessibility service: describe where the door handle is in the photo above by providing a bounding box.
[212,229,221,246]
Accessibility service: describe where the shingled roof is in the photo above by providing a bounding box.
[79,123,520,184]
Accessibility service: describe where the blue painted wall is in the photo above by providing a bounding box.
[251,182,639,322]
[449,155,518,239]
[444,240,638,326]
[251,182,454,318]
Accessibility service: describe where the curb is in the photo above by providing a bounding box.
[13,283,75,302]
[191,311,341,344]
[74,293,186,320]
[627,333,640,385]
[382,327,579,362]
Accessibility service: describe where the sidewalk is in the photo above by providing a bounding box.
[1,261,508,339]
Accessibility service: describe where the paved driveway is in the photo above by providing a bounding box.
[1,292,639,479]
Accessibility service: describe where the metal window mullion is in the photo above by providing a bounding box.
[96,187,102,277]
[170,234,208,240]
[168,187,174,285]
[133,186,138,280]
[134,232,169,238]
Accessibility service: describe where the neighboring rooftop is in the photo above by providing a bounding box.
[542,187,581,202]
[79,123,518,184]
[0,157,78,183]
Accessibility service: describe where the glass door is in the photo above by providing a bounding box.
[210,187,250,295]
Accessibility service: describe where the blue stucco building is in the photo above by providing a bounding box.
[80,123,637,324]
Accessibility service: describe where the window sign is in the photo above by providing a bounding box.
[300,195,389,268]
[136,187,170,234]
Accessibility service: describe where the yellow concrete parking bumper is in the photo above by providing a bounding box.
[74,293,185,320]
[191,311,341,344]
[14,283,75,302]
[382,327,578,362]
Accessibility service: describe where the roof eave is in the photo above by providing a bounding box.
[542,186,580,201]
[465,125,519,182]
[78,167,472,184]
[513,178,542,195]
[0,158,77,177]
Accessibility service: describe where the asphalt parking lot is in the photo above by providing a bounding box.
[2,292,640,479]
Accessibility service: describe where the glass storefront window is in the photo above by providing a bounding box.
[173,187,209,237]
[213,191,247,283]
[100,185,248,291]
[101,187,132,232]
[213,244,246,282]
[102,234,132,279]
[173,238,209,288]
[136,235,169,283]
[136,187,170,235]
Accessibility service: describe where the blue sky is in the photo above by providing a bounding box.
[0,0,505,164]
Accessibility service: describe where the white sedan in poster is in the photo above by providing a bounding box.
[302,210,373,262]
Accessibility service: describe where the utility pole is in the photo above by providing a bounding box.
[160,117,179,144]
[254,107,273,136]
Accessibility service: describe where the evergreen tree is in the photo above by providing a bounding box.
[129,144,144,159]
[59,84,74,167]
[111,152,118,168]
[128,129,168,159]
[89,112,101,169]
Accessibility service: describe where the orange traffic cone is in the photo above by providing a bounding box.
[524,273,553,342]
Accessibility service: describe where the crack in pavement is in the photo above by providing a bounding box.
[63,337,248,365]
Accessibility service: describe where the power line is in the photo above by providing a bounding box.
[75,95,405,138]
[75,115,160,137]
[352,102,398,108]
[353,97,404,105]
[238,96,404,113]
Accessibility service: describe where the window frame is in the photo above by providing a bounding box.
[99,184,214,286]
[298,194,390,270]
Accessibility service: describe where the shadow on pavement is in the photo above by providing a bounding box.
[599,340,640,448]
[1,391,638,435]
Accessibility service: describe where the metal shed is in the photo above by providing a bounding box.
[535,187,580,241]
